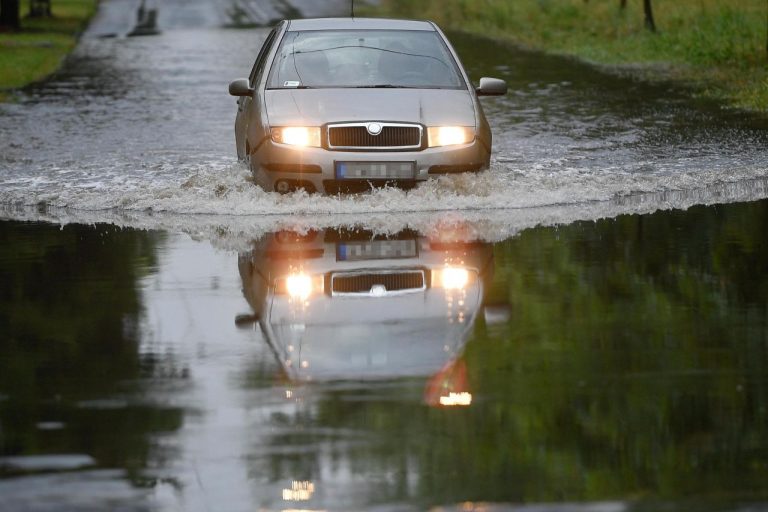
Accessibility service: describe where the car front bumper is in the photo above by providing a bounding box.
[251,138,490,194]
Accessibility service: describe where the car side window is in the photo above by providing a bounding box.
[249,26,280,87]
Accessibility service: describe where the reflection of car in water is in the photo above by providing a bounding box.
[228,18,507,194]
[237,228,496,397]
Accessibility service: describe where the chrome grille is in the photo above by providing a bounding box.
[331,270,425,295]
[328,123,422,150]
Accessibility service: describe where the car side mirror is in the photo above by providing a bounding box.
[229,78,253,97]
[476,77,507,96]
[234,313,259,329]
[483,304,511,325]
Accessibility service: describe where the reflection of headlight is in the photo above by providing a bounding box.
[435,267,472,290]
[271,126,321,147]
[427,126,475,147]
[282,480,315,501]
[286,274,313,300]
[439,392,472,407]
[277,273,324,299]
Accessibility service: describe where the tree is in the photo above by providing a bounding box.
[620,0,627,10]
[644,0,657,32]
[0,0,20,30]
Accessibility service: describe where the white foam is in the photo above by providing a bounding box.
[3,173,767,251]
[3,158,768,219]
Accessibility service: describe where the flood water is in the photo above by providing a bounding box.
[2,202,768,511]
[1,0,768,510]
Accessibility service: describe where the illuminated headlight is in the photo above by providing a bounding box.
[434,267,474,290]
[271,127,321,147]
[286,274,312,300]
[276,273,324,299]
[427,126,475,147]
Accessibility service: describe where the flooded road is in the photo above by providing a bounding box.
[2,201,768,511]
[1,0,767,227]
[1,0,768,510]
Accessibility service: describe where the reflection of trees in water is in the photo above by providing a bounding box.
[436,199,768,503]
[258,200,768,507]
[0,221,182,478]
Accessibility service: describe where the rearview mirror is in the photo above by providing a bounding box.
[229,78,253,97]
[476,77,507,96]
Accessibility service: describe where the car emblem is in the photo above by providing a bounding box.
[366,123,383,136]
[370,284,387,297]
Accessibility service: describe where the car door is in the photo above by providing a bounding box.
[235,25,280,160]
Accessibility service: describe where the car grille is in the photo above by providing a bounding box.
[331,270,426,295]
[328,124,422,150]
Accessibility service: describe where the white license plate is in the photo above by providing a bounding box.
[337,240,418,261]
[335,161,415,179]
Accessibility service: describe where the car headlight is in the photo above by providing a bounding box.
[271,127,321,147]
[286,274,313,300]
[427,126,475,147]
[276,273,324,299]
[434,267,475,290]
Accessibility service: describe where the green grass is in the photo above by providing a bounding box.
[0,0,96,97]
[368,0,768,112]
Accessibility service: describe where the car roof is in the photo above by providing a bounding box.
[286,17,435,32]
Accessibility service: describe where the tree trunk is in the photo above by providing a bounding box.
[620,0,627,10]
[644,0,657,32]
[0,0,20,30]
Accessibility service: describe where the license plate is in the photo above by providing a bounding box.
[335,161,415,180]
[337,240,418,261]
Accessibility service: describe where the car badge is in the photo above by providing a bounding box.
[366,123,383,136]
[370,284,387,297]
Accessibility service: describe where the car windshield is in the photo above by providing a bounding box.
[267,29,466,89]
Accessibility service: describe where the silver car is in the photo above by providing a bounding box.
[228,18,507,194]
[236,227,495,383]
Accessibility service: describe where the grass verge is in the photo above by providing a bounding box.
[367,0,768,112]
[0,0,97,100]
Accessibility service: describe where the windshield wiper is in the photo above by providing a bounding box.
[354,84,412,89]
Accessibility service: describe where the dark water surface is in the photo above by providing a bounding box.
[2,198,767,511]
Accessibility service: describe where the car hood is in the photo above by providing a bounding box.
[265,88,476,127]
[267,318,471,381]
